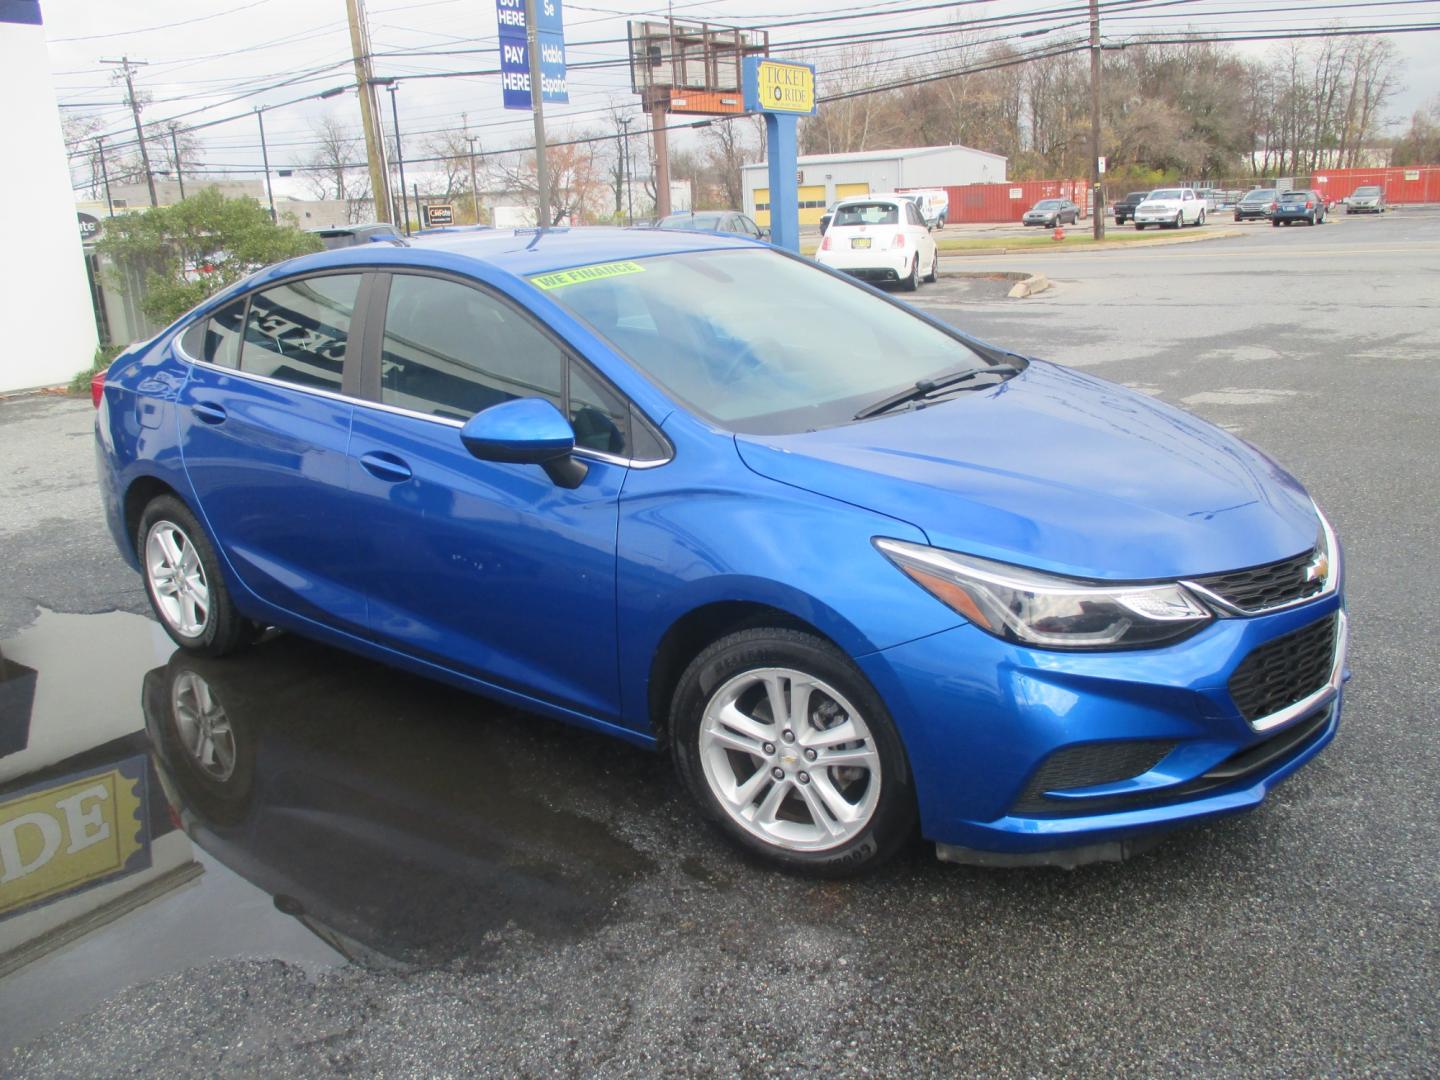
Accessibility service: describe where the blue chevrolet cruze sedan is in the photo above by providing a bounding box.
[94,227,1347,875]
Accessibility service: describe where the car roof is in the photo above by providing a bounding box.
[260,226,762,283]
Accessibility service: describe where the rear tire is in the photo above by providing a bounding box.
[138,495,252,657]
[670,628,917,877]
[901,255,919,292]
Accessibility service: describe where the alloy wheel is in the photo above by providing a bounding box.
[146,521,210,637]
[170,670,236,781]
[697,667,882,852]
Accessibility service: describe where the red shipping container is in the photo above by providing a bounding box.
[1308,165,1440,206]
[911,180,1091,224]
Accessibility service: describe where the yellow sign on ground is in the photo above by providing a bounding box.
[0,762,149,918]
[753,60,815,114]
[531,261,646,290]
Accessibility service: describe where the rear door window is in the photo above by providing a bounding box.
[239,274,361,391]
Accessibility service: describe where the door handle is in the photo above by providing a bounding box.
[192,401,227,425]
[359,451,413,483]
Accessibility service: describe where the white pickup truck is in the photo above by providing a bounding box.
[1132,187,1207,230]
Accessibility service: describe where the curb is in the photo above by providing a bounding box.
[931,268,1052,299]
[937,228,1245,259]
[1007,273,1050,299]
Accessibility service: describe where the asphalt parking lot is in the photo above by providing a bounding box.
[2,210,1438,1078]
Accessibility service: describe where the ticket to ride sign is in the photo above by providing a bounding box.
[742,58,817,116]
[0,758,150,919]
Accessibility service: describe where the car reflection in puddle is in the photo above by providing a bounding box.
[1,610,657,1044]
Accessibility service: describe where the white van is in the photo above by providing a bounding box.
[898,189,950,229]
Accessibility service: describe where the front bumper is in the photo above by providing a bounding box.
[859,594,1347,857]
[1134,208,1181,224]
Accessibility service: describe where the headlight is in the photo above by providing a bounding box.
[874,539,1212,650]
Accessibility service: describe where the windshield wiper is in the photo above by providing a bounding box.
[853,364,1019,420]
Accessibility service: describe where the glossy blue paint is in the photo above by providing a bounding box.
[460,398,575,463]
[95,227,1345,860]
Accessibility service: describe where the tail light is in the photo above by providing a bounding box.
[891,234,906,249]
[1270,202,1278,212]
[1305,201,1314,209]
[819,235,832,251]
[90,370,106,408]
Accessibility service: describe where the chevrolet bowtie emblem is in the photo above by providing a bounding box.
[1305,553,1329,584]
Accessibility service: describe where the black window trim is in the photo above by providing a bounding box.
[358,268,672,468]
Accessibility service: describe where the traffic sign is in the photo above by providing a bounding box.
[496,0,568,109]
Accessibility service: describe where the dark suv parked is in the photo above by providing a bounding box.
[1112,192,1147,225]
[1233,189,1277,221]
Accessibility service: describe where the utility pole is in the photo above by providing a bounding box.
[651,106,671,218]
[345,0,391,223]
[523,0,551,227]
[1089,0,1105,240]
[386,83,410,235]
[169,123,186,200]
[619,116,633,225]
[101,56,158,208]
[466,135,481,225]
[255,108,277,221]
[96,136,115,218]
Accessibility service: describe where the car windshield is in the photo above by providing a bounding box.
[658,213,724,231]
[1126,193,1147,200]
[832,203,899,227]
[1243,190,1276,202]
[533,250,992,435]
[1033,200,1063,210]
[1353,186,1381,196]
[1149,189,1182,200]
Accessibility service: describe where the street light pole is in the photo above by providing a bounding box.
[255,107,277,222]
[170,124,186,200]
[96,136,115,218]
[467,135,481,225]
[1090,0,1105,240]
[523,0,550,227]
[386,83,410,235]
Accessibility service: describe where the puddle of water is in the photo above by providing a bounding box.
[0,610,656,1051]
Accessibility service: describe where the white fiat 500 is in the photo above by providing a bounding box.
[816,195,939,291]
[1133,188,1207,229]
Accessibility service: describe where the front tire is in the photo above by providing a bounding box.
[670,628,917,877]
[138,495,252,656]
[1135,223,1145,231]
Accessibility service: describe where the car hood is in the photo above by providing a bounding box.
[733,361,1318,581]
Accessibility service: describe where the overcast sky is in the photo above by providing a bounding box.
[43,0,1440,186]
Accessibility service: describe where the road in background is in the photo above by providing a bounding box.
[3,211,1438,1078]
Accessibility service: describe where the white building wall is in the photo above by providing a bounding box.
[1,5,100,391]
[897,148,1006,187]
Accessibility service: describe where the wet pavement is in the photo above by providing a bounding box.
[1,216,1438,1076]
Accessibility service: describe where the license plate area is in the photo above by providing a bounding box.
[851,237,871,249]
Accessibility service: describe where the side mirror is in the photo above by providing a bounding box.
[459,398,588,488]
[759,227,771,241]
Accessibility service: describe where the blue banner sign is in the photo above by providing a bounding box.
[496,0,567,109]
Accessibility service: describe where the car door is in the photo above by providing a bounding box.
[176,271,370,630]
[346,271,632,721]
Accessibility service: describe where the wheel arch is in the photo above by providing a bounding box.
[645,599,852,747]
[124,474,188,560]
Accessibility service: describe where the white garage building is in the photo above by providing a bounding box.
[742,143,1007,227]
